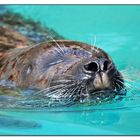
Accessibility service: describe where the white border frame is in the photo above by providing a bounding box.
[0,0,140,4]
[0,1,140,139]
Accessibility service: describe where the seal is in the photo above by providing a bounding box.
[0,9,126,105]
[0,39,125,103]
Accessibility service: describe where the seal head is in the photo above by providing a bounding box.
[0,40,125,104]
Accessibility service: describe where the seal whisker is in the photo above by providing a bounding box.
[48,35,65,56]
[63,88,75,99]
[28,84,66,99]
[85,84,89,96]
[54,47,64,57]
[93,35,97,46]
[115,78,131,89]
[47,89,66,98]
[62,80,83,99]
[34,74,75,96]
[51,79,75,84]
[115,82,122,90]
[47,84,75,101]
[34,84,65,95]
[43,83,74,94]
[114,78,124,84]
[63,85,76,98]
[48,59,64,66]
[38,87,66,98]
[116,74,134,83]
[69,85,80,98]
[114,80,124,90]
[36,82,77,99]
[62,86,78,104]
[77,84,83,96]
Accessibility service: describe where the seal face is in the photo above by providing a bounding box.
[0,40,125,104]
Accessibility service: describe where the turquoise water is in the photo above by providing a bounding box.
[0,5,140,135]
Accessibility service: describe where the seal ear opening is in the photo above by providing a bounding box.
[25,64,33,75]
[22,64,33,80]
[26,64,33,75]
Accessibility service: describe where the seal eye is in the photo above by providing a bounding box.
[26,64,33,75]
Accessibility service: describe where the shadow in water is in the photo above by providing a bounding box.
[0,113,41,129]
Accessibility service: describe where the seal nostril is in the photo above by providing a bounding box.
[84,61,99,72]
[103,60,109,71]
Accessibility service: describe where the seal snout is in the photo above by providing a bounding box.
[93,72,111,90]
[83,58,113,90]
